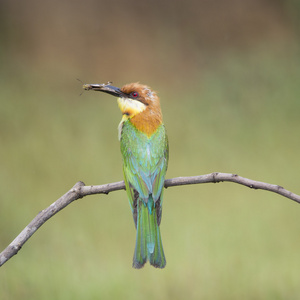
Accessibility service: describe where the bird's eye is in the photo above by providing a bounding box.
[131,91,139,98]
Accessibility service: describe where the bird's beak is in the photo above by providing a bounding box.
[83,83,124,98]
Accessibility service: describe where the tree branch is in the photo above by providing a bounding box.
[1,172,299,267]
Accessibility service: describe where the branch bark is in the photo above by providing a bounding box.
[1,172,299,267]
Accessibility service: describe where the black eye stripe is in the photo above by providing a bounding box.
[128,91,149,106]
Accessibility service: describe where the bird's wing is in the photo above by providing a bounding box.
[121,123,168,211]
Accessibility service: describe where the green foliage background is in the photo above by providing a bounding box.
[1,1,300,299]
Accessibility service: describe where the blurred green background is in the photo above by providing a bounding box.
[1,0,300,299]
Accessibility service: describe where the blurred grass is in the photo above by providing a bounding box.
[1,47,300,299]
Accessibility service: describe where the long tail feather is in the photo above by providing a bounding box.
[133,196,166,269]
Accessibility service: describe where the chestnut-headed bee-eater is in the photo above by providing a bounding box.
[84,82,169,268]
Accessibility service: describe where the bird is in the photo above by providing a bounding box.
[83,82,169,268]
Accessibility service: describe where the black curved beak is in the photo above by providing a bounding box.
[83,83,124,98]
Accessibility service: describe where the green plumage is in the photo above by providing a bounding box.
[120,120,169,268]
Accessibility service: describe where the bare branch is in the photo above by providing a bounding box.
[164,173,300,203]
[1,173,299,267]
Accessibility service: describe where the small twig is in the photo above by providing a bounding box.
[1,173,299,267]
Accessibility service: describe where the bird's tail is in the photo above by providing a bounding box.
[133,195,166,269]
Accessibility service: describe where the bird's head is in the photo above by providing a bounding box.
[84,82,162,118]
[84,82,163,135]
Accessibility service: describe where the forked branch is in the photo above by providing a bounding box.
[1,172,299,267]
